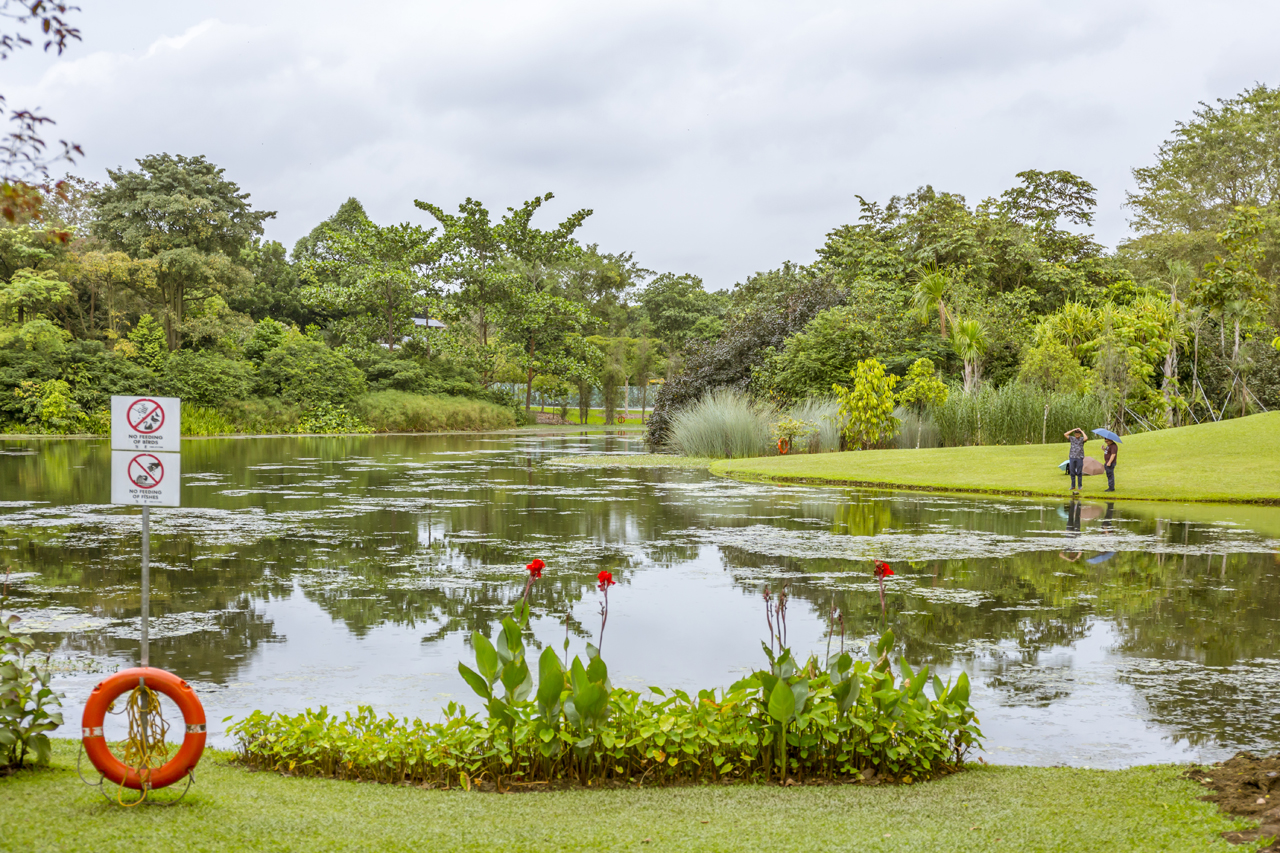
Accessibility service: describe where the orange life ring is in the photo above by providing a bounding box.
[81,667,206,790]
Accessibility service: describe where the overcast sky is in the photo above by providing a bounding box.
[7,1,1277,289]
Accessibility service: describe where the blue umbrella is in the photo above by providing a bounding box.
[1092,427,1122,443]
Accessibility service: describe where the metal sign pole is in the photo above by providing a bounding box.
[141,506,150,668]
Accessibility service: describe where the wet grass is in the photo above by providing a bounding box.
[713,412,1280,505]
[0,741,1259,853]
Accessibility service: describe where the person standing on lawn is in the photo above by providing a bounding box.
[1064,427,1087,493]
[1103,438,1118,492]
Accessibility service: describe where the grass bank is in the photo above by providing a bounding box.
[0,742,1259,853]
[712,412,1280,505]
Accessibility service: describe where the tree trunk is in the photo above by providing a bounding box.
[525,337,536,412]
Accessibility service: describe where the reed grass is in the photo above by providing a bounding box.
[356,390,517,432]
[181,404,238,437]
[894,407,941,449]
[784,397,844,453]
[929,384,1108,447]
[668,388,776,458]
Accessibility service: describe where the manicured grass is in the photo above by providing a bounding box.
[0,742,1257,853]
[712,413,1280,505]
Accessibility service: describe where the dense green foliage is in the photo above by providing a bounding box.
[646,91,1280,448]
[231,588,980,788]
[1,586,64,769]
[6,83,1280,440]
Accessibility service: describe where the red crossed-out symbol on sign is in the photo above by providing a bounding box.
[127,398,165,434]
[127,454,164,489]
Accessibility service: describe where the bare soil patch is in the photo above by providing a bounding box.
[1186,752,1280,850]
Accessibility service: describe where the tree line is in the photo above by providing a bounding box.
[3,82,1280,439]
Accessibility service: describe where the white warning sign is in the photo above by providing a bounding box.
[111,451,181,507]
[111,396,181,452]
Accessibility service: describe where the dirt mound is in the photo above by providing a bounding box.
[534,412,571,425]
[1185,752,1280,850]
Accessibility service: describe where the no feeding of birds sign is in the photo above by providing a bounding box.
[110,396,182,507]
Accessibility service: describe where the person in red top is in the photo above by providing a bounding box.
[1103,438,1118,492]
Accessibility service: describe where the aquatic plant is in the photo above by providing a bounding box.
[873,561,894,616]
[595,570,615,653]
[230,561,981,788]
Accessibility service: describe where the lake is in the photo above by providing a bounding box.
[2,431,1278,767]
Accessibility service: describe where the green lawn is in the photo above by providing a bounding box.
[712,412,1280,504]
[0,742,1260,853]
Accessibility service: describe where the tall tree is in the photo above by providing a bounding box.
[414,192,591,346]
[414,192,591,384]
[1129,85,1280,236]
[637,273,726,351]
[92,154,274,349]
[300,210,438,351]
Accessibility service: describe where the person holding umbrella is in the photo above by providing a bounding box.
[1063,427,1087,494]
[1093,428,1122,492]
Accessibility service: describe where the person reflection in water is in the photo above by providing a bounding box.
[1059,499,1083,562]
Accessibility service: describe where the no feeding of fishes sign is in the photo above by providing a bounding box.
[111,396,181,507]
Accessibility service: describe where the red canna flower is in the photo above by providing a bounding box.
[526,558,545,579]
[596,570,615,590]
[873,561,893,580]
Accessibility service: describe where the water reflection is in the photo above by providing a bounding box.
[1,433,1278,766]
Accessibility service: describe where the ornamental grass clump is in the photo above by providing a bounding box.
[229,560,981,789]
[667,388,775,458]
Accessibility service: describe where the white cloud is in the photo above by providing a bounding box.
[8,0,1278,288]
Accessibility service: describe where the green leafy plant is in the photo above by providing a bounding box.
[1,571,65,769]
[832,358,900,450]
[230,561,981,789]
[296,402,372,434]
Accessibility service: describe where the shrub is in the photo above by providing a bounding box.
[297,402,372,434]
[218,398,302,434]
[1018,338,1089,394]
[165,350,254,407]
[125,314,168,374]
[257,338,365,406]
[667,387,775,458]
[833,358,900,450]
[243,317,289,364]
[356,390,518,433]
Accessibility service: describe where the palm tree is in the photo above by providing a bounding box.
[950,317,987,393]
[911,264,951,337]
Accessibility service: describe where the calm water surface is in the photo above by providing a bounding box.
[2,432,1278,767]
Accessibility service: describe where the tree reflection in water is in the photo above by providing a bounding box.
[1,434,1277,760]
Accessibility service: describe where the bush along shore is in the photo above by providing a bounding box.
[229,562,981,789]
